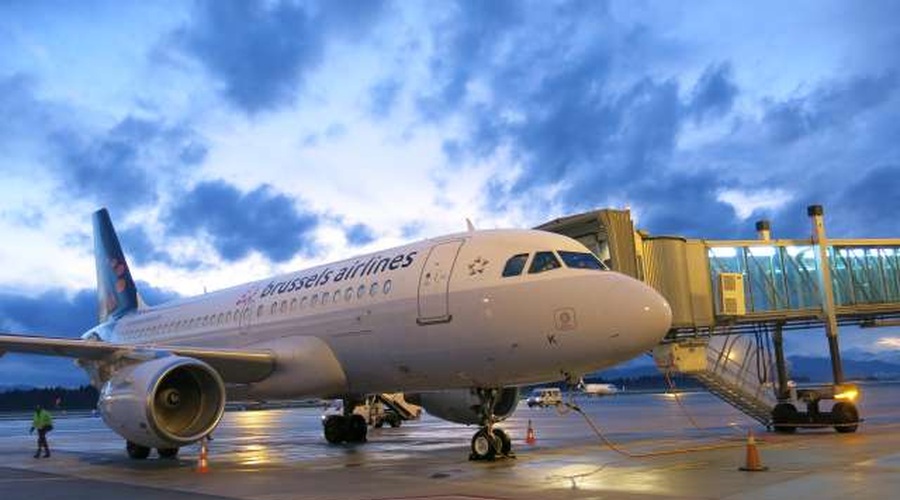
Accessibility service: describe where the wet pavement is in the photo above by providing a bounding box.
[0,383,898,499]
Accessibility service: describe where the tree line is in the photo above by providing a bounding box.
[0,386,99,412]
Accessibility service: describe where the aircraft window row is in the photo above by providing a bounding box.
[501,250,607,277]
[120,279,395,337]
[255,280,394,319]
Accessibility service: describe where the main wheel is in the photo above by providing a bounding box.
[126,441,151,460]
[470,428,498,461]
[347,414,368,443]
[832,402,859,433]
[157,447,179,459]
[772,402,799,434]
[324,415,347,444]
[493,427,512,456]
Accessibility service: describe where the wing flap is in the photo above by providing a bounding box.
[0,334,275,384]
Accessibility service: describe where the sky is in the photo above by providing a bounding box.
[1,0,899,386]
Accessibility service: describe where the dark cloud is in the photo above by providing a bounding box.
[0,73,69,155]
[418,2,900,241]
[835,164,900,236]
[417,0,525,121]
[165,180,321,262]
[0,288,96,338]
[345,223,376,246]
[763,72,899,144]
[117,226,198,269]
[175,0,387,115]
[0,284,182,387]
[135,281,184,307]
[52,116,207,216]
[688,63,738,122]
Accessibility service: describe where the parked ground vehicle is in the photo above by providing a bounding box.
[526,387,562,408]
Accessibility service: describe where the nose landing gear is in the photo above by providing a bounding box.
[469,388,514,461]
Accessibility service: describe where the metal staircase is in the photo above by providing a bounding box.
[654,335,777,426]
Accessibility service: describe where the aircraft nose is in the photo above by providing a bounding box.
[619,275,672,348]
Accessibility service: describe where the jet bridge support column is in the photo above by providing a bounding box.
[756,219,790,402]
[808,205,845,385]
[772,322,790,402]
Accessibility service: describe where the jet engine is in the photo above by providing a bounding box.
[410,387,520,425]
[98,356,225,449]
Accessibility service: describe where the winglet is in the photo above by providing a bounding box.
[93,209,138,322]
[466,218,476,232]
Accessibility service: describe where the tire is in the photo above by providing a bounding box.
[374,419,385,429]
[832,402,859,433]
[493,428,512,456]
[470,428,498,461]
[126,441,151,460]
[347,414,368,443]
[772,403,799,434]
[324,415,347,444]
[388,416,401,428]
[157,447,179,459]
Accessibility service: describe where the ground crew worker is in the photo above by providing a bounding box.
[30,405,53,458]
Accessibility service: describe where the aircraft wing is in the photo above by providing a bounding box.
[0,334,275,384]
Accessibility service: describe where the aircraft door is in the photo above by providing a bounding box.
[417,239,464,324]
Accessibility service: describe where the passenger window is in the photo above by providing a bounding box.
[258,305,265,317]
[344,287,354,301]
[270,302,277,315]
[370,282,379,297]
[281,300,287,313]
[528,251,561,274]
[290,298,297,311]
[502,254,529,277]
[311,294,319,306]
[558,250,607,270]
[383,280,392,294]
[218,313,224,324]
[333,290,341,303]
[226,312,232,323]
[357,285,366,299]
[300,296,308,308]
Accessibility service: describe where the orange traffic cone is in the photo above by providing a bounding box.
[526,419,536,445]
[738,430,768,471]
[196,437,210,473]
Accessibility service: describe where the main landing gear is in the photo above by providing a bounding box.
[323,398,368,444]
[125,441,179,459]
[469,388,513,461]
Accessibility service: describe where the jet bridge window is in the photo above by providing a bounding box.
[528,251,561,274]
[558,251,607,270]
[502,253,529,277]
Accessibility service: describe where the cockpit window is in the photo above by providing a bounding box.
[558,251,607,270]
[528,251,561,274]
[502,253,529,277]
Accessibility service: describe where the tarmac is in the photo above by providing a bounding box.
[0,384,898,500]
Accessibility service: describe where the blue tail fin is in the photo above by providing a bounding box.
[93,208,138,322]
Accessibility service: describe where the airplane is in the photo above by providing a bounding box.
[0,208,671,461]
[578,381,619,396]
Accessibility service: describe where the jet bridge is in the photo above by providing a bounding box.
[537,206,900,432]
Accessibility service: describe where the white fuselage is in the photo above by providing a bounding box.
[107,229,671,399]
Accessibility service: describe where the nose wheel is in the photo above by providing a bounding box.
[469,388,514,461]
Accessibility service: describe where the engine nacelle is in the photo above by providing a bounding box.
[98,356,225,449]
[410,387,520,425]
